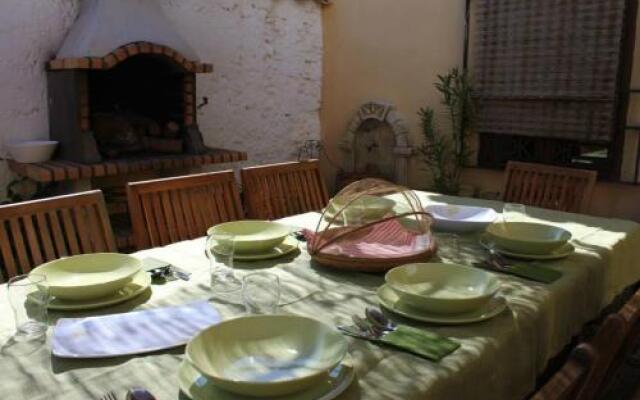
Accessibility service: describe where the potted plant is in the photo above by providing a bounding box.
[417,68,475,195]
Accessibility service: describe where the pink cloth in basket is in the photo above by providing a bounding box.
[305,218,431,259]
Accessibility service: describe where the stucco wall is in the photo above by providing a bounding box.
[0,0,322,199]
[321,0,466,191]
[0,0,78,198]
[321,0,640,221]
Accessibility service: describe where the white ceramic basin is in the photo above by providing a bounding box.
[8,140,58,163]
[425,204,497,233]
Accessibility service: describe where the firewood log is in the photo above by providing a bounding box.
[163,121,181,138]
[142,137,183,154]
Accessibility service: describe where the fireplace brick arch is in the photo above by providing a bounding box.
[47,41,213,74]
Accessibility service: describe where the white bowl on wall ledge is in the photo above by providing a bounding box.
[7,140,58,163]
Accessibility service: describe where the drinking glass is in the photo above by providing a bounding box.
[8,274,49,341]
[242,272,281,315]
[436,233,461,263]
[503,203,527,223]
[205,233,242,295]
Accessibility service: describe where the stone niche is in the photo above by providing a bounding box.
[340,102,412,185]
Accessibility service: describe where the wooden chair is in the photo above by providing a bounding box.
[0,190,116,282]
[531,313,629,400]
[127,171,243,250]
[502,161,597,213]
[241,160,329,220]
[617,288,640,362]
[597,288,640,398]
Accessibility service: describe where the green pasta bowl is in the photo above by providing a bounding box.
[186,315,348,397]
[324,195,396,222]
[485,222,572,255]
[207,221,292,253]
[385,263,500,314]
[30,253,142,301]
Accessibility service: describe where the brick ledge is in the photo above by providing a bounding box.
[8,148,247,183]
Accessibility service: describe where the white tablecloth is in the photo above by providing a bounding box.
[1,191,639,400]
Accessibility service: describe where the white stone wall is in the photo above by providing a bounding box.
[0,0,79,197]
[0,0,323,199]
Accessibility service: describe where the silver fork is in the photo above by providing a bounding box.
[100,391,117,400]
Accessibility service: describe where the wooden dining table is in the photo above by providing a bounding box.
[1,190,640,400]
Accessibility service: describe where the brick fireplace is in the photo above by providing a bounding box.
[9,0,247,249]
[47,41,213,163]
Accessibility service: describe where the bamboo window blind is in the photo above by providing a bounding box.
[474,0,628,142]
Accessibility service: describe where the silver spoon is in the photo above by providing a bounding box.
[484,241,512,272]
[365,307,396,332]
[126,388,157,400]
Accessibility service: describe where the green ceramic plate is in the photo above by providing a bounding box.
[224,235,299,261]
[31,253,142,301]
[479,234,575,260]
[485,222,572,255]
[178,358,355,400]
[207,221,291,253]
[47,269,151,311]
[185,315,349,397]
[377,284,507,325]
[385,263,500,314]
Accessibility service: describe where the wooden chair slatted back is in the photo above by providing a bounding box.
[241,160,329,220]
[127,171,243,249]
[0,190,116,282]
[503,161,597,213]
[531,313,629,400]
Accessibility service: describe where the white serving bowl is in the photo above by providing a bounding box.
[385,263,500,314]
[7,140,58,163]
[425,204,498,233]
[186,315,348,397]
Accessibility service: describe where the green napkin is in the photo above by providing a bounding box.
[340,324,459,361]
[476,261,562,284]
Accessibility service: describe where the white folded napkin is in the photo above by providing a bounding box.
[52,301,220,358]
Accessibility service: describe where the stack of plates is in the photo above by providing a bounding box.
[481,222,574,260]
[31,253,150,311]
[180,315,354,400]
[378,263,507,324]
[207,221,298,261]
